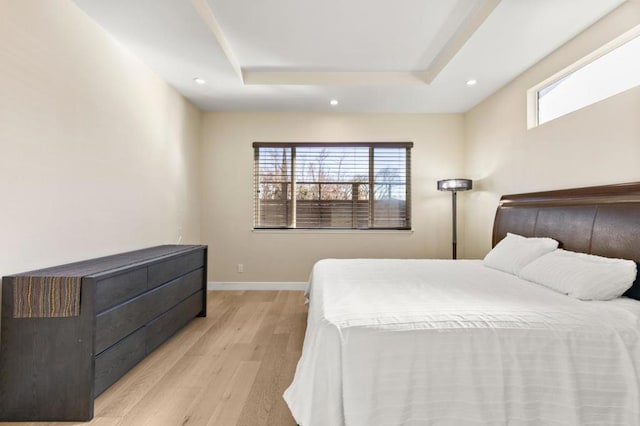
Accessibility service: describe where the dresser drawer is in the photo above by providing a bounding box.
[95,268,204,354]
[148,250,204,289]
[94,326,145,397]
[95,294,150,355]
[146,291,203,354]
[94,268,147,313]
[150,268,203,318]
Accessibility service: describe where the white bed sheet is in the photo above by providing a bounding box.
[284,259,640,426]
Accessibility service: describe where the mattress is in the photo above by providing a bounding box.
[284,259,640,426]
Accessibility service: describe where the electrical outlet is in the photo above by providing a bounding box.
[237,263,244,273]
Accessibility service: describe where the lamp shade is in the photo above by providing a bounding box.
[437,179,472,192]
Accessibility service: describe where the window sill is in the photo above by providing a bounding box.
[252,229,414,234]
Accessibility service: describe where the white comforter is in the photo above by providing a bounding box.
[284,259,640,426]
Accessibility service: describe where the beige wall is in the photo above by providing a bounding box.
[201,112,465,282]
[462,0,640,259]
[0,0,201,282]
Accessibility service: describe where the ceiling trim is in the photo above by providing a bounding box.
[191,0,244,83]
[417,0,501,83]
[193,0,502,86]
[242,71,427,86]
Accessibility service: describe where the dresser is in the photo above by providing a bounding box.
[0,245,207,421]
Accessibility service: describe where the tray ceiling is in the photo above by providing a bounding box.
[72,0,627,112]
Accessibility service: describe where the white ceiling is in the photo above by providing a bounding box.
[72,0,626,113]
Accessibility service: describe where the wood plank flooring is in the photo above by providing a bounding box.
[2,291,307,426]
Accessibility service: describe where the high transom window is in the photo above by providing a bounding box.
[529,27,640,128]
[253,142,412,230]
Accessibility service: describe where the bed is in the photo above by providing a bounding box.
[284,182,640,426]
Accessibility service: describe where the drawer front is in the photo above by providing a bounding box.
[94,327,145,397]
[149,268,203,318]
[95,268,147,313]
[95,268,204,354]
[146,291,203,354]
[147,250,204,289]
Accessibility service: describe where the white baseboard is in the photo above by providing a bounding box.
[207,281,307,291]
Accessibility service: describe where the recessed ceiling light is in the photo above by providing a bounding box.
[330,99,339,106]
[466,79,477,86]
[194,77,206,85]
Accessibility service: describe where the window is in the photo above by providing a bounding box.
[529,27,640,128]
[253,142,412,230]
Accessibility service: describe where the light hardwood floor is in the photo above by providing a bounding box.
[4,291,307,426]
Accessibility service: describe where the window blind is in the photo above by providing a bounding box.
[253,142,412,230]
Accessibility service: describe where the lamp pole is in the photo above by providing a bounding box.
[452,190,458,259]
[437,179,472,260]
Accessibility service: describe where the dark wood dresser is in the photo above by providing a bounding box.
[0,244,207,421]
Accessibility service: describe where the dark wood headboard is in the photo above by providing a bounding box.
[493,182,640,263]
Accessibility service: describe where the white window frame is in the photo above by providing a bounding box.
[527,24,640,129]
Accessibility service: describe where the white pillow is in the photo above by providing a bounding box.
[519,249,637,300]
[483,233,558,275]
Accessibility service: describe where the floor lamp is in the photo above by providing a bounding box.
[437,179,473,259]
